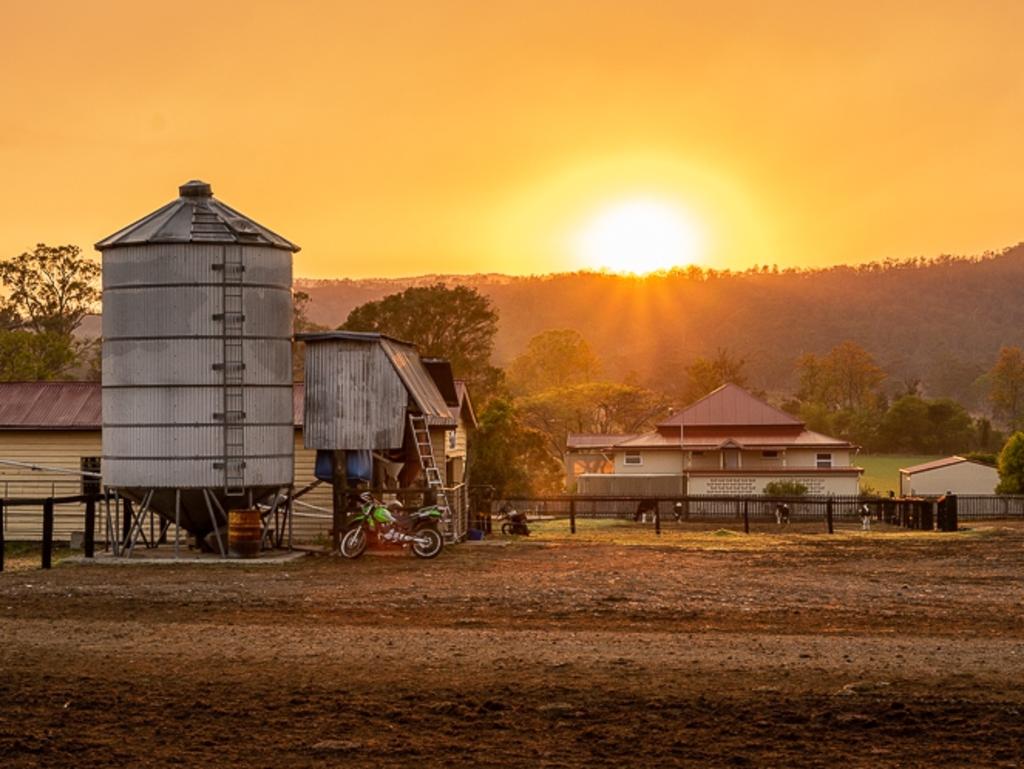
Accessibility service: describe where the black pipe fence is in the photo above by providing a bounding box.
[0,490,111,571]
[486,493,1023,535]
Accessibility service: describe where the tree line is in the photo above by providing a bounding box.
[336,283,1024,498]
[0,244,100,380]
[5,244,1023,495]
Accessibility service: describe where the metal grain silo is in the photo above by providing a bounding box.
[96,180,299,541]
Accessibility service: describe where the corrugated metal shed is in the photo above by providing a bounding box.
[658,383,803,428]
[0,382,102,430]
[298,331,455,451]
[298,332,452,419]
[96,180,300,252]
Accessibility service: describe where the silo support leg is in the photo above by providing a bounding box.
[174,490,181,559]
[123,490,155,556]
[259,488,284,549]
[202,489,227,557]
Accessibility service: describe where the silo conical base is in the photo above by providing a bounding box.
[117,486,283,539]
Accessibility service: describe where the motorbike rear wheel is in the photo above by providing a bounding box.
[339,526,368,559]
[411,527,443,559]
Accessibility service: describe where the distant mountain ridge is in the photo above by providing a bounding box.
[296,244,1024,407]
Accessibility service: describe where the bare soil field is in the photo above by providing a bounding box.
[2,521,1024,768]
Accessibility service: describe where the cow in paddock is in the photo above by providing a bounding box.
[633,499,658,524]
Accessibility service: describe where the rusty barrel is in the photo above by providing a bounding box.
[228,509,262,558]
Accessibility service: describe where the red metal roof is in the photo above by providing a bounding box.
[612,428,853,450]
[0,382,306,429]
[658,383,803,428]
[0,382,103,429]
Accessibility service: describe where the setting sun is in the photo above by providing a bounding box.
[573,198,705,274]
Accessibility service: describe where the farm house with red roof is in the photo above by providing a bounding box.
[566,383,862,496]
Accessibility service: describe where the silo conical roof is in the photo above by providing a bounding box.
[95,180,300,252]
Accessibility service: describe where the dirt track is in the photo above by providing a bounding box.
[2,523,1024,768]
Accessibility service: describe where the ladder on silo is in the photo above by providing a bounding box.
[213,245,246,495]
[408,414,451,532]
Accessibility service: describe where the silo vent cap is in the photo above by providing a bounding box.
[179,180,213,198]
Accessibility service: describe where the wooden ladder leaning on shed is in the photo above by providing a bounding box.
[408,414,452,531]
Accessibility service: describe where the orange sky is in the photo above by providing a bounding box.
[1,1,1023,278]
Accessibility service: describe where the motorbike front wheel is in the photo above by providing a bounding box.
[339,526,368,559]
[501,522,514,536]
[411,527,443,559]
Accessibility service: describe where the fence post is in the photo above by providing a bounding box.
[42,498,54,569]
[0,499,5,572]
[947,494,958,531]
[743,499,749,534]
[654,499,661,536]
[84,496,96,559]
[569,498,576,534]
[826,497,834,534]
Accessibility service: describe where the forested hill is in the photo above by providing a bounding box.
[296,245,1024,406]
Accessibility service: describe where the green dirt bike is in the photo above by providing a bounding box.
[339,493,445,559]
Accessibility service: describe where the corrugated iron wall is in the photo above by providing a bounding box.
[302,340,408,450]
[101,243,293,490]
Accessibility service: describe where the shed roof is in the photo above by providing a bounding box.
[0,382,102,429]
[95,180,300,252]
[658,383,803,428]
[900,456,996,475]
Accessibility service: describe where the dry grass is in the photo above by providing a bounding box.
[521,516,983,551]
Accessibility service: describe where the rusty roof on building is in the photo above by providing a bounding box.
[0,382,307,430]
[0,382,103,429]
[658,383,803,428]
[95,180,300,252]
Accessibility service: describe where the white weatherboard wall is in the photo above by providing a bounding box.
[901,462,998,496]
[0,431,102,541]
[613,451,683,474]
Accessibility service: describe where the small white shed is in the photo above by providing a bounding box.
[899,456,998,497]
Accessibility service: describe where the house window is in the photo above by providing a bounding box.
[624,452,643,466]
[81,457,101,496]
[761,450,779,458]
[448,430,457,450]
[816,453,832,469]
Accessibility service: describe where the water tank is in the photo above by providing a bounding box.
[96,180,299,536]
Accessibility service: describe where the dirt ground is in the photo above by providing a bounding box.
[2,521,1023,768]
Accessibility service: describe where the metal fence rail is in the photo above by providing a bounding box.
[497,494,881,522]
[956,495,1024,520]
[492,493,1024,534]
[1,478,114,543]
